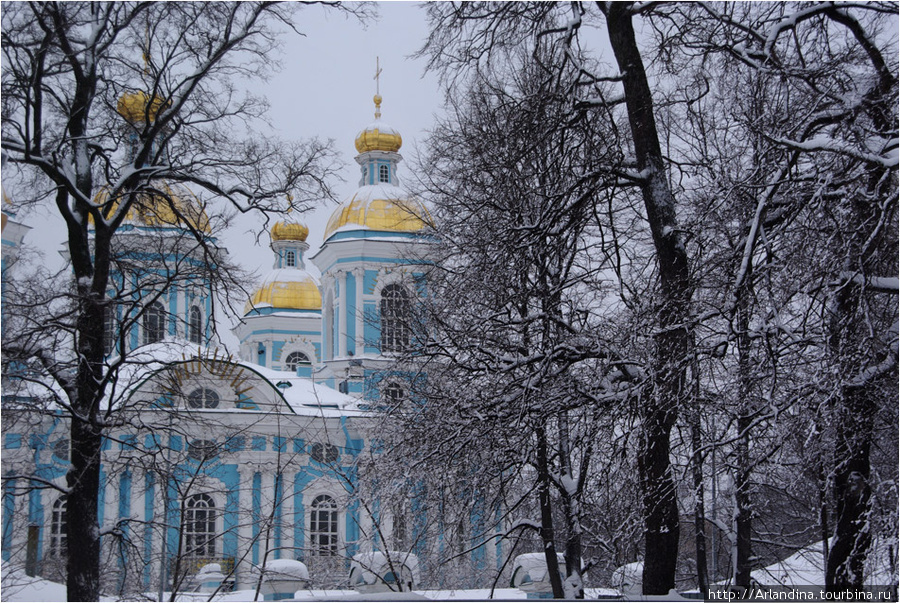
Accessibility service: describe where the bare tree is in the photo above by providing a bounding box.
[656,2,898,590]
[369,40,631,598]
[0,3,356,599]
[418,3,694,593]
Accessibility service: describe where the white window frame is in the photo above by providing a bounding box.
[188,305,203,345]
[308,493,339,557]
[380,284,411,353]
[143,301,166,345]
[183,493,217,559]
[49,496,67,557]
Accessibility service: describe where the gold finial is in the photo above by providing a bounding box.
[373,56,382,119]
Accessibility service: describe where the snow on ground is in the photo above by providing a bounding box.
[2,571,70,603]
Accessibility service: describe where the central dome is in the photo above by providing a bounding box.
[245,269,321,313]
[323,185,430,241]
[117,90,169,123]
[93,183,211,233]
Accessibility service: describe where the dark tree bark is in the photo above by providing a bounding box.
[536,424,566,599]
[1,3,348,599]
[603,3,693,595]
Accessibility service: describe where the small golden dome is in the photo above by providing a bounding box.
[354,94,401,153]
[271,221,309,242]
[355,123,402,154]
[93,183,211,233]
[245,270,322,313]
[117,90,169,123]
[323,186,431,240]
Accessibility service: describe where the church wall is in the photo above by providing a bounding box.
[0,399,377,592]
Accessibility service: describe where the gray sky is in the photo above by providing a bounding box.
[7,1,441,292]
[227,2,441,279]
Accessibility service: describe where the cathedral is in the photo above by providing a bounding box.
[0,90,499,596]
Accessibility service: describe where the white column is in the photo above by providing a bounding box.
[236,466,254,585]
[354,267,365,354]
[337,270,347,358]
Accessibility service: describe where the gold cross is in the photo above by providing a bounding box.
[374,56,382,96]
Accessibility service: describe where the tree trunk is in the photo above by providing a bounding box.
[557,412,585,599]
[825,367,874,590]
[605,4,692,595]
[536,424,565,599]
[733,281,753,589]
[690,411,709,593]
[66,291,106,601]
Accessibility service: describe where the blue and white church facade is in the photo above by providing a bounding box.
[0,94,500,596]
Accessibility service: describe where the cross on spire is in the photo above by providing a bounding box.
[373,57,383,119]
[374,56,382,96]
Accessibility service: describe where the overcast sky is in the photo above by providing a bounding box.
[7,1,442,286]
[229,1,442,278]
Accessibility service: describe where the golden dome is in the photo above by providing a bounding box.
[117,90,169,123]
[245,269,322,313]
[323,185,431,240]
[271,220,309,242]
[93,183,211,233]
[355,124,402,154]
[354,95,402,153]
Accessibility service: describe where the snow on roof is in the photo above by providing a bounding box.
[356,120,400,137]
[73,340,359,417]
[257,267,320,285]
[236,361,361,415]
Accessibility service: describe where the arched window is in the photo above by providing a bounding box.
[53,439,70,462]
[285,250,296,268]
[379,164,390,183]
[310,442,340,464]
[183,493,216,558]
[187,388,219,409]
[49,496,66,557]
[143,301,166,345]
[283,351,309,372]
[380,284,410,353]
[187,439,218,461]
[189,306,203,345]
[309,495,338,556]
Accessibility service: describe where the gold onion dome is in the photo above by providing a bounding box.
[354,95,402,153]
[271,220,309,242]
[117,90,169,123]
[245,270,322,313]
[323,186,431,240]
[93,184,211,233]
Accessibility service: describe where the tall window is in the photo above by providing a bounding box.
[309,495,338,556]
[283,351,309,372]
[380,284,410,353]
[183,493,216,558]
[103,305,117,355]
[143,301,166,345]
[379,164,390,183]
[187,388,219,409]
[285,250,296,267]
[189,306,203,345]
[49,496,67,557]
